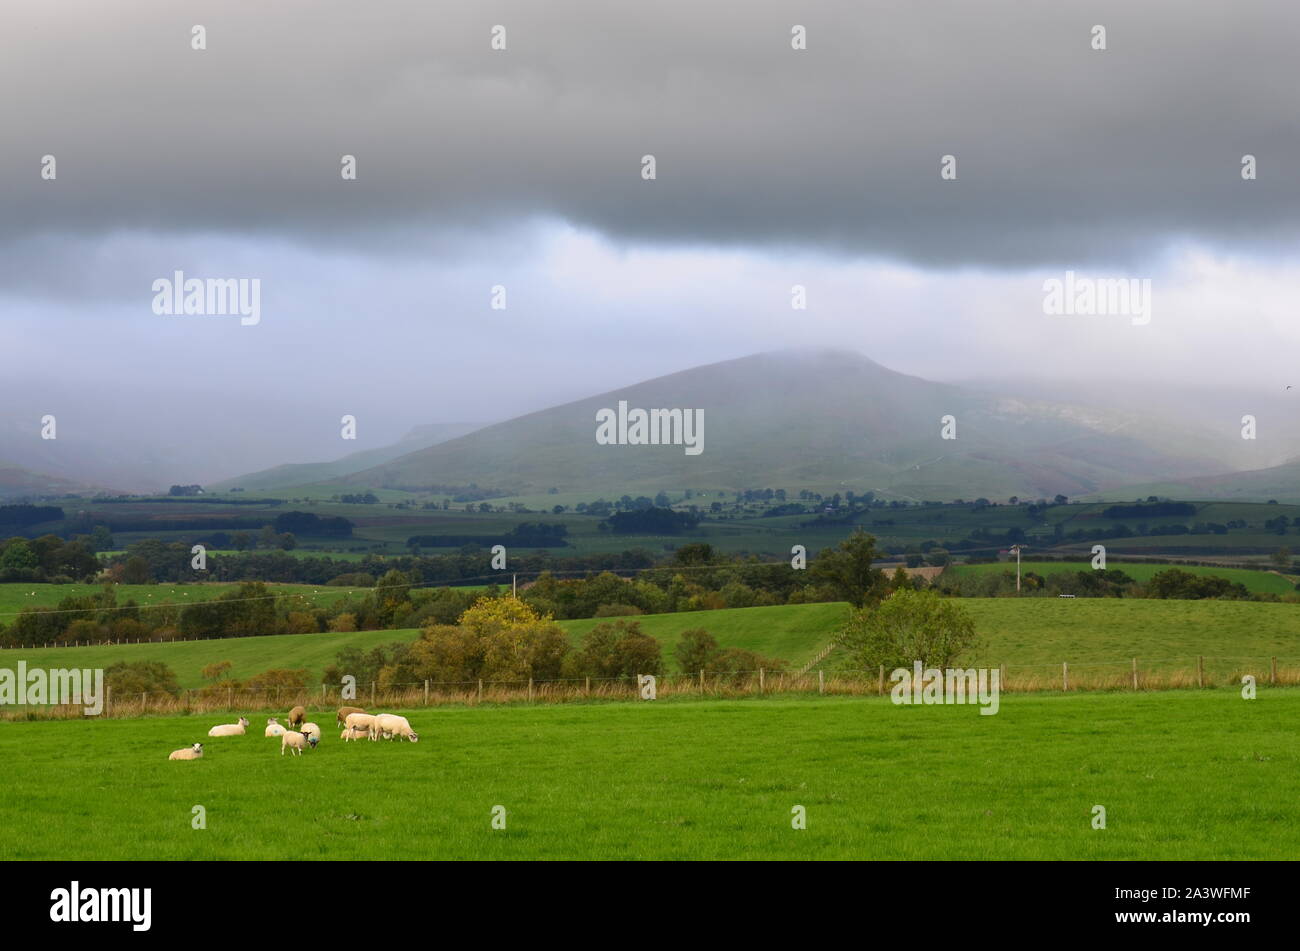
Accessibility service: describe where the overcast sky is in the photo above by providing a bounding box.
[3,0,1299,485]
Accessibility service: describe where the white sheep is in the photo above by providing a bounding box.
[301,722,321,743]
[281,731,310,756]
[345,712,379,740]
[374,713,419,743]
[264,717,286,737]
[168,743,204,761]
[208,716,250,737]
[339,726,370,741]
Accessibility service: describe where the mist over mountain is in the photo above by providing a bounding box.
[333,349,1241,500]
[209,422,484,493]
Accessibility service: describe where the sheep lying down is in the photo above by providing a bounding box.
[208,717,249,737]
[265,717,286,737]
[168,743,204,761]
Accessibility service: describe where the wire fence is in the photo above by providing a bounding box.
[3,655,1297,721]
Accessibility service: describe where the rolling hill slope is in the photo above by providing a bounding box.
[209,422,484,493]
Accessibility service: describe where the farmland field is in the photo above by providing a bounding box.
[945,560,1297,595]
[7,597,1300,688]
[0,582,362,618]
[1,689,1296,860]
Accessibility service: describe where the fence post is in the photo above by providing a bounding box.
[878,664,885,695]
[371,682,376,705]
[584,676,589,696]
[424,680,429,705]
[1062,661,1068,692]
[320,683,325,699]
[1197,655,1204,688]
[999,664,1006,692]
[1131,657,1138,691]
[478,678,483,702]
[759,668,765,694]
[698,669,704,694]
[1271,656,1277,685]
[527,677,533,702]
[818,669,824,695]
[227,685,232,710]
[106,685,112,717]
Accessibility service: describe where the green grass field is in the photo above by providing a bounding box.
[1,689,1296,859]
[947,560,1297,595]
[0,582,361,618]
[7,597,1300,688]
[559,602,848,668]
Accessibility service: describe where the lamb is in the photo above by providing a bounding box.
[264,717,286,737]
[168,743,204,761]
[301,722,321,743]
[344,712,379,740]
[336,706,366,727]
[374,713,419,743]
[286,705,306,729]
[207,716,250,737]
[281,730,310,756]
[339,726,369,741]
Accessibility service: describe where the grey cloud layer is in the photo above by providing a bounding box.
[5,0,1299,268]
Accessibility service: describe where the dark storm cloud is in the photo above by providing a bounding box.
[4,0,1298,269]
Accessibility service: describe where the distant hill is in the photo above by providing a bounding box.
[0,461,105,500]
[332,349,1232,499]
[210,422,484,493]
[1133,456,1300,504]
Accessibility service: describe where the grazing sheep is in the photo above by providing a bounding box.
[207,716,250,737]
[345,712,379,740]
[264,717,286,737]
[374,713,420,743]
[168,743,204,761]
[301,722,321,743]
[286,705,306,729]
[281,731,309,756]
[339,726,369,741]
[336,706,366,727]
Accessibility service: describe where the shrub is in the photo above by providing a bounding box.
[105,660,181,698]
[834,588,981,671]
[283,611,318,635]
[703,648,786,686]
[328,612,358,633]
[246,668,309,692]
[201,661,233,682]
[576,620,663,680]
[674,628,719,673]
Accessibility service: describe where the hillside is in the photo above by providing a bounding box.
[10,597,1300,688]
[209,422,483,493]
[0,460,107,501]
[334,349,1230,499]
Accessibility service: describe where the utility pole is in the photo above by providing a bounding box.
[1009,544,1025,592]
[512,573,517,598]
